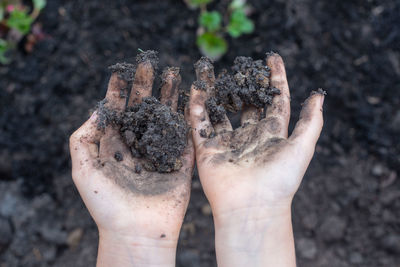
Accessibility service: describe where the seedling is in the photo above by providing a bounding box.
[187,0,254,60]
[0,0,46,64]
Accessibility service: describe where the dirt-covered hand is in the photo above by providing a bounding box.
[189,54,324,266]
[69,53,194,266]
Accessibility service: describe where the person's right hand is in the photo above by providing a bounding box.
[70,57,194,267]
[189,54,325,267]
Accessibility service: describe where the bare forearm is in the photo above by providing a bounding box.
[97,230,178,267]
[214,205,296,267]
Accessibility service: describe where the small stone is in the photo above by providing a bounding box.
[372,164,385,176]
[381,234,400,254]
[201,204,212,216]
[319,215,347,242]
[349,252,363,264]
[390,111,400,131]
[114,151,123,162]
[302,213,318,230]
[192,181,201,190]
[0,217,13,248]
[39,225,68,245]
[178,249,201,267]
[182,223,196,236]
[135,164,142,174]
[67,228,83,249]
[296,238,317,259]
[199,129,207,138]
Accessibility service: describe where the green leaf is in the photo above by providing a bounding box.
[0,39,8,49]
[240,18,254,33]
[196,32,227,60]
[6,10,33,34]
[227,9,254,38]
[33,0,46,10]
[199,11,221,32]
[0,6,4,21]
[0,39,11,64]
[189,0,212,6]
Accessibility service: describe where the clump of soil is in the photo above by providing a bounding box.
[119,97,187,173]
[205,56,281,124]
[108,62,136,82]
[136,50,159,69]
[311,88,328,96]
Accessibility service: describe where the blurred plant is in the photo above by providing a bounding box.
[0,0,46,64]
[186,0,254,60]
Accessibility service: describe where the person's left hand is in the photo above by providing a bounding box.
[69,57,194,266]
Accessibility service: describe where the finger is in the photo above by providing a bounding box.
[265,53,291,137]
[189,83,214,148]
[69,111,102,168]
[289,90,325,159]
[106,63,135,111]
[194,56,215,89]
[241,105,262,125]
[128,51,158,106]
[214,114,233,134]
[160,67,181,112]
[194,57,233,134]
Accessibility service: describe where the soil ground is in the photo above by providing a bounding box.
[0,0,399,266]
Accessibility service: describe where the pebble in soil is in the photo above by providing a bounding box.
[204,55,281,124]
[118,97,187,173]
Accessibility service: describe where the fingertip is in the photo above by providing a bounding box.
[266,53,288,89]
[194,57,215,87]
[266,52,283,66]
[160,67,181,111]
[128,52,158,106]
[290,92,325,149]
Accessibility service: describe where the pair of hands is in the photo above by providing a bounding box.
[69,54,324,267]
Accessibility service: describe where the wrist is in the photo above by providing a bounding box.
[213,202,295,267]
[97,229,178,267]
[213,197,293,227]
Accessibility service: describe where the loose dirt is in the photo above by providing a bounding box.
[205,56,281,124]
[118,97,187,173]
[108,63,136,82]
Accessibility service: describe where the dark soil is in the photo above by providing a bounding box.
[119,96,187,173]
[205,56,281,124]
[136,50,159,69]
[108,62,136,82]
[0,0,399,266]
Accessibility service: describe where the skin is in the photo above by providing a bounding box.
[189,54,325,267]
[69,61,194,267]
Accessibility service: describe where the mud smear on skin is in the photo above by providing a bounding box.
[204,56,281,124]
[202,120,288,166]
[108,63,136,99]
[194,54,294,165]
